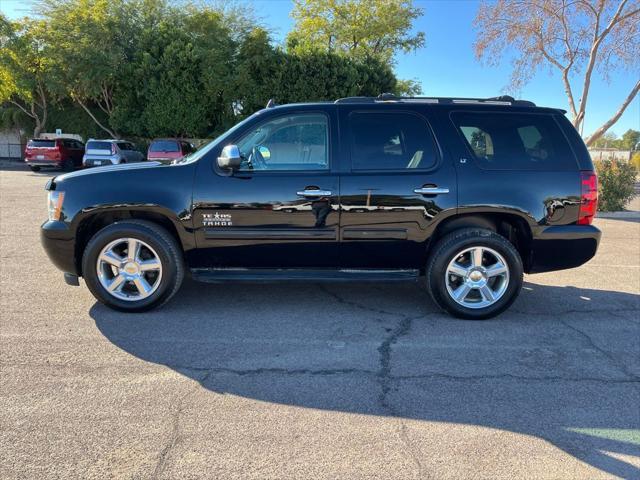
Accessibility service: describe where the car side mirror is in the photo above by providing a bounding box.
[217,145,241,171]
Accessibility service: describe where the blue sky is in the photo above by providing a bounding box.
[2,0,638,137]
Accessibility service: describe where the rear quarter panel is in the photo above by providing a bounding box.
[431,106,582,232]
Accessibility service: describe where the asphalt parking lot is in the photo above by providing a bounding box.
[1,163,639,479]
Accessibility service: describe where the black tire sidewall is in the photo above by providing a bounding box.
[428,229,523,320]
[82,222,180,312]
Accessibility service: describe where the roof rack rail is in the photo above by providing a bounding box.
[334,93,536,107]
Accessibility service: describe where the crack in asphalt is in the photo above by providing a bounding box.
[559,319,640,381]
[145,286,638,478]
[151,369,212,480]
[317,283,421,318]
[376,312,425,477]
[320,285,426,477]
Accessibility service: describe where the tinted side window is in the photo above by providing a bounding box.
[452,112,576,170]
[237,113,329,171]
[349,112,438,171]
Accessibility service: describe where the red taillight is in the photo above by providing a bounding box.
[578,171,598,225]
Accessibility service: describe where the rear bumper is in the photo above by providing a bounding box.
[83,156,119,167]
[41,220,78,275]
[528,225,601,273]
[26,160,61,167]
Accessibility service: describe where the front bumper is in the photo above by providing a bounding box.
[529,224,601,273]
[41,220,79,275]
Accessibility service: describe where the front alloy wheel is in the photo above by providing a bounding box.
[82,220,184,312]
[96,237,163,301]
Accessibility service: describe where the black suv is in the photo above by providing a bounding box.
[41,94,600,319]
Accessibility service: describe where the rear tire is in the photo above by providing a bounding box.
[426,228,523,320]
[82,220,184,312]
[29,166,41,172]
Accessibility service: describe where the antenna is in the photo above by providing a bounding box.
[266,99,277,108]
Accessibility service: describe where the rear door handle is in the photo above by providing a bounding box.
[297,189,332,197]
[414,186,449,195]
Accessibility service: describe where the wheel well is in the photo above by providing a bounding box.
[431,213,533,271]
[75,211,182,275]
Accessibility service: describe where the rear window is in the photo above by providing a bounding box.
[27,139,55,148]
[451,112,576,171]
[349,112,438,170]
[149,140,180,152]
[86,141,113,152]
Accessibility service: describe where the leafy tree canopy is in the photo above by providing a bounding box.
[2,0,418,140]
[287,0,425,63]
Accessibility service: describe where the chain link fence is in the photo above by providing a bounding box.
[0,143,26,161]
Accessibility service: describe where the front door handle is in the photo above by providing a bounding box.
[414,186,449,195]
[297,189,332,197]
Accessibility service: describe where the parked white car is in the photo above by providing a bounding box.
[82,139,144,167]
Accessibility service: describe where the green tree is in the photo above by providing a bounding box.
[41,0,154,138]
[233,28,283,118]
[620,129,640,151]
[0,16,54,137]
[115,5,237,137]
[233,30,399,119]
[591,130,640,150]
[591,131,619,149]
[287,0,424,64]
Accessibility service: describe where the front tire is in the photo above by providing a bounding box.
[29,165,41,172]
[426,228,523,320]
[82,220,184,312]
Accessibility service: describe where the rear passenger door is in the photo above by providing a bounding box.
[338,106,457,269]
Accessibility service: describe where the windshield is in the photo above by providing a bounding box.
[176,110,265,164]
[86,141,113,152]
[28,139,55,148]
[150,140,180,152]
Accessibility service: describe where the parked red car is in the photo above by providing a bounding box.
[24,138,85,172]
[147,139,195,163]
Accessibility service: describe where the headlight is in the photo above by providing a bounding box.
[47,191,65,221]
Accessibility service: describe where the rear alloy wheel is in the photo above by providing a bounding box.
[426,228,523,320]
[82,220,184,312]
[444,246,509,309]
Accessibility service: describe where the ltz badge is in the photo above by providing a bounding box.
[203,212,232,227]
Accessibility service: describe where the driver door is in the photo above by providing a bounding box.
[191,108,341,268]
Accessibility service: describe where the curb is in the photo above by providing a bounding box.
[597,211,640,219]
